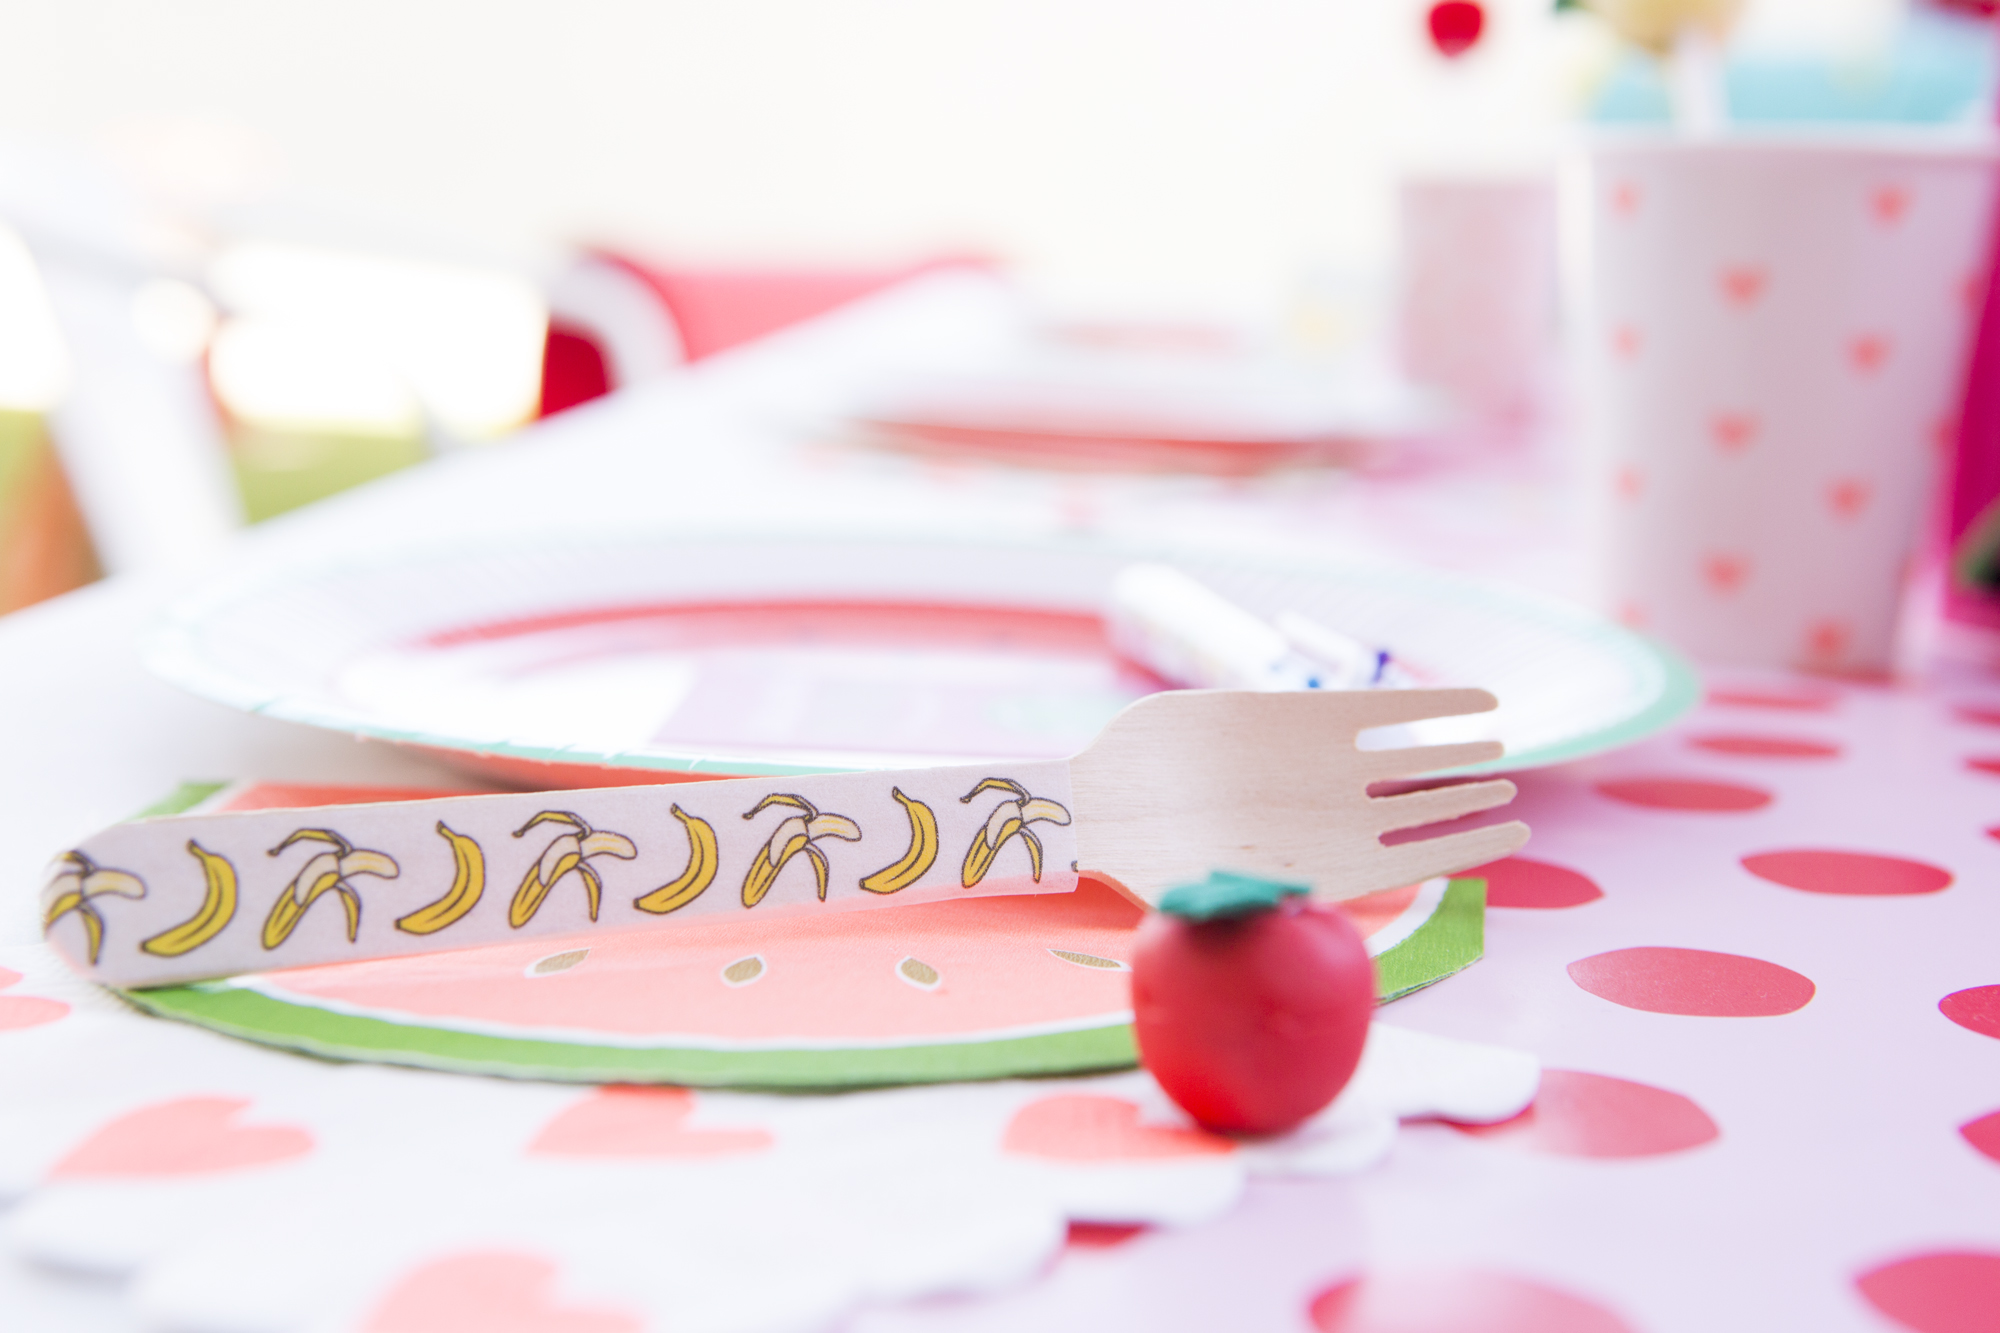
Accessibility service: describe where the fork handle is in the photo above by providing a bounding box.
[47,761,1080,990]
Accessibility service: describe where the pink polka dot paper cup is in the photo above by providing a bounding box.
[1577,136,1998,672]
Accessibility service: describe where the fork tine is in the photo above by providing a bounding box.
[1341,819,1531,897]
[1355,740,1504,783]
[1369,778,1518,834]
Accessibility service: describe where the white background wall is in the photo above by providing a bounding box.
[0,0,1905,316]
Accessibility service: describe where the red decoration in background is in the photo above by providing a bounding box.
[1310,1269,1635,1333]
[1687,734,1841,759]
[1855,1252,2000,1333]
[1468,857,1603,909]
[616,259,966,363]
[1064,1222,1149,1250]
[50,1097,314,1179]
[1961,1110,2000,1164]
[1594,777,1774,812]
[1426,2,1486,59]
[1941,986,2000,1039]
[0,965,67,1031]
[1449,1070,1719,1159]
[1568,947,1815,1017]
[538,324,612,417]
[1706,685,1839,711]
[528,1086,773,1158]
[363,1251,643,1333]
[1741,850,1952,897]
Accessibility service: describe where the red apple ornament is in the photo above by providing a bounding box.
[1132,871,1375,1136]
[1426,1,1486,59]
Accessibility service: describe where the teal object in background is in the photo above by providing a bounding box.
[1593,9,1994,124]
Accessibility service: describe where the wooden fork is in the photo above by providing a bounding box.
[1072,686,1526,906]
[46,688,1525,989]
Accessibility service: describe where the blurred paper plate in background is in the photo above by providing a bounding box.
[144,533,1697,788]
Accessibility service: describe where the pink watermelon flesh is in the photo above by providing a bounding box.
[256,878,1424,1045]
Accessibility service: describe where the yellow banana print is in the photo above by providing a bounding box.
[509,810,638,928]
[40,851,145,966]
[395,822,486,936]
[140,841,238,957]
[958,778,1072,888]
[859,788,938,894]
[262,829,399,950]
[634,805,719,914]
[740,793,862,907]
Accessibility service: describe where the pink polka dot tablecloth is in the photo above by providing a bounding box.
[850,667,2000,1333]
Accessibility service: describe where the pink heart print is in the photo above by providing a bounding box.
[50,1097,314,1179]
[364,1251,642,1333]
[1935,415,1961,456]
[528,1087,773,1158]
[1850,335,1891,374]
[1614,464,1644,503]
[1719,266,1767,307]
[1611,324,1643,359]
[1828,477,1872,519]
[1702,553,1751,595]
[1806,619,1852,663]
[0,965,68,1031]
[1610,180,1641,217]
[1872,185,1911,225]
[1710,413,1758,454]
[1002,1095,1233,1161]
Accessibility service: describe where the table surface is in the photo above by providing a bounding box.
[5,276,1997,1333]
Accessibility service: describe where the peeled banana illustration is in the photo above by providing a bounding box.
[395,822,486,936]
[633,804,719,915]
[859,787,938,894]
[509,811,637,928]
[141,841,238,957]
[262,828,400,950]
[959,778,1072,888]
[41,850,145,965]
[740,793,862,907]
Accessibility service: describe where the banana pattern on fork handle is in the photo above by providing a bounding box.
[43,688,1526,990]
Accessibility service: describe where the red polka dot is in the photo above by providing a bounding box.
[1065,1222,1148,1250]
[1960,1110,2000,1165]
[1941,986,2000,1040]
[1706,686,1838,712]
[1741,850,1952,897]
[1467,857,1603,909]
[0,967,19,988]
[1953,705,2000,728]
[1449,1070,1718,1158]
[1688,734,1841,759]
[1595,778,1773,812]
[1568,947,1815,1016]
[1856,1251,2000,1333]
[1309,1270,1635,1333]
[0,996,70,1030]
[1965,757,2000,779]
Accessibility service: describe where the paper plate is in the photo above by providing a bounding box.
[120,784,1489,1087]
[144,532,1695,787]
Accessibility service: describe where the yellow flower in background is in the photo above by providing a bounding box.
[40,851,145,965]
[1582,0,1744,55]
